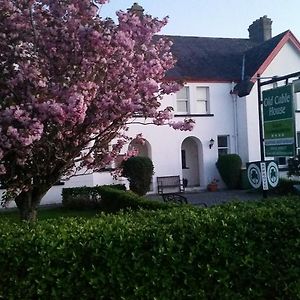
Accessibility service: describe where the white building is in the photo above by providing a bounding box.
[3,16,300,206]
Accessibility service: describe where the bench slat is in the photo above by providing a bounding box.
[157,175,184,194]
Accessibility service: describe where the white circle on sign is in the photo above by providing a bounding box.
[267,162,279,188]
[247,163,261,189]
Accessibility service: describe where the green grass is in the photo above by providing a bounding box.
[0,206,98,222]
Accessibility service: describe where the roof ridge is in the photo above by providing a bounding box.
[158,34,254,41]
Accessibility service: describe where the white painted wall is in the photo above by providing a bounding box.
[124,82,235,191]
[236,95,249,164]
[261,41,300,148]
[245,83,261,162]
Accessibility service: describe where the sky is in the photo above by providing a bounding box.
[100,1,300,40]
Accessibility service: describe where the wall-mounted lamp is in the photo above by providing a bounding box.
[209,138,215,149]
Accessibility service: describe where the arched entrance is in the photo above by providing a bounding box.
[128,138,152,158]
[128,138,153,191]
[181,137,203,187]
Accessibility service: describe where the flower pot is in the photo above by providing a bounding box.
[183,178,188,188]
[207,183,218,192]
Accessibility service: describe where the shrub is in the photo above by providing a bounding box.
[272,177,300,195]
[288,155,300,177]
[216,154,242,189]
[122,156,154,196]
[97,187,172,213]
[62,185,169,212]
[0,197,299,299]
[62,184,126,209]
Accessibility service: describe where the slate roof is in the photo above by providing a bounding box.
[243,31,288,79]
[162,31,289,83]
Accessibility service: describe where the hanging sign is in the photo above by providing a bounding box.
[262,85,295,157]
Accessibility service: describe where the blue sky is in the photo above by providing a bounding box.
[100,1,300,39]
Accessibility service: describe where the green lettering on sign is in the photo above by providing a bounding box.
[265,144,295,157]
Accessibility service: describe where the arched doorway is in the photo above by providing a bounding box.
[181,137,202,187]
[128,138,153,191]
[128,138,152,158]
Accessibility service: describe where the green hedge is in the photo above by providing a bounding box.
[122,156,154,196]
[272,177,300,195]
[216,154,242,189]
[0,197,299,299]
[62,185,170,212]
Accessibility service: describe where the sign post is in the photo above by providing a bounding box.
[255,72,300,198]
[262,85,295,157]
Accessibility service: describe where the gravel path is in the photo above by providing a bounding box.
[148,189,263,207]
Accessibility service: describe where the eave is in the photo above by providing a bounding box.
[251,30,300,81]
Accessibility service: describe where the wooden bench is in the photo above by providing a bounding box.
[157,175,185,194]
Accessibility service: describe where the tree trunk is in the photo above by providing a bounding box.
[14,188,47,222]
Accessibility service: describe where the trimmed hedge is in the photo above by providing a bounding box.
[216,154,242,189]
[122,156,154,196]
[0,197,299,299]
[62,185,170,212]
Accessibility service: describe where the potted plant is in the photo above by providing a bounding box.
[207,178,218,192]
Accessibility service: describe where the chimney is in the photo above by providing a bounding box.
[248,15,272,43]
[128,3,144,17]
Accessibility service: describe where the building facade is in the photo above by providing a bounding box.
[3,16,300,207]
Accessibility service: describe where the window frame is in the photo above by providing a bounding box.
[195,86,209,114]
[176,86,190,114]
[217,135,230,156]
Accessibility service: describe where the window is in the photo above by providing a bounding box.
[181,149,187,169]
[176,87,190,113]
[274,156,288,167]
[295,93,300,110]
[217,135,230,156]
[196,87,209,114]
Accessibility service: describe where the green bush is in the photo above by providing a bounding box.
[272,177,300,195]
[62,185,169,212]
[216,154,242,189]
[0,197,299,299]
[122,156,154,196]
[97,188,172,213]
[62,184,126,209]
[287,155,300,177]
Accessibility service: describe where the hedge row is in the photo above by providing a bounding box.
[62,185,171,212]
[0,197,299,299]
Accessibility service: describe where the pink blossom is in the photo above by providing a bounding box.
[0,0,193,204]
[0,164,6,175]
[169,119,195,131]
